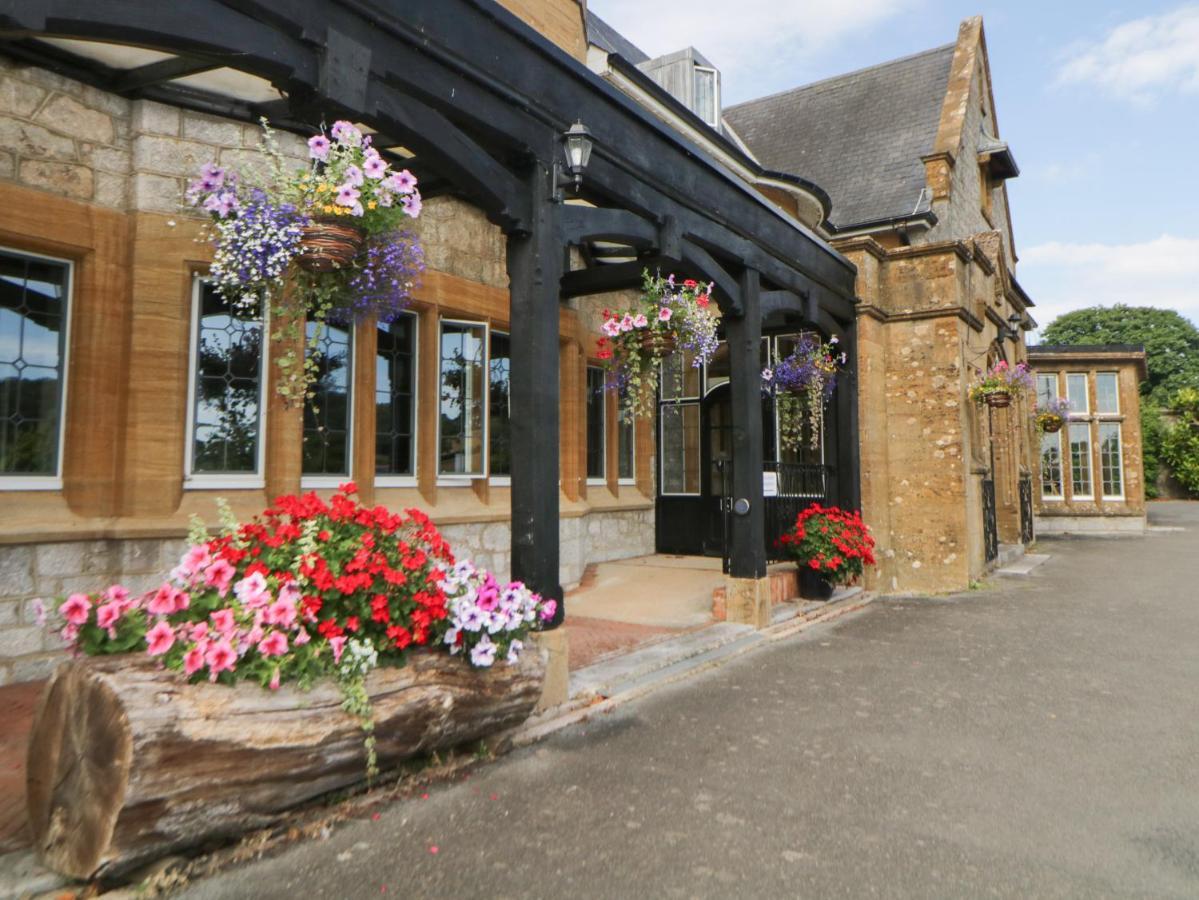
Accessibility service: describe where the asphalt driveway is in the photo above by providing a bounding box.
[183,503,1199,899]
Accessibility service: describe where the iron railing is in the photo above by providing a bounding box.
[982,478,998,563]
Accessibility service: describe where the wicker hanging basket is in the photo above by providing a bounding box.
[297,218,365,272]
[639,330,677,356]
[985,392,1012,409]
[1039,414,1063,433]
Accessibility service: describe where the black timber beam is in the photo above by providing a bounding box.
[559,258,666,299]
[111,55,221,93]
[559,205,658,249]
[681,241,741,316]
[725,268,767,579]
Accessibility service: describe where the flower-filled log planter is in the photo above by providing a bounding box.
[27,484,556,881]
[27,650,544,881]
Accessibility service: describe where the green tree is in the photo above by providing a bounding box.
[1161,388,1199,497]
[1039,305,1199,406]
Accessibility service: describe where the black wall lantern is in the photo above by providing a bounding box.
[1004,312,1024,342]
[554,120,593,202]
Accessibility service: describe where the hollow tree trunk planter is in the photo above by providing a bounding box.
[27,650,545,881]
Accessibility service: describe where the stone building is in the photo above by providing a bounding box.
[0,1,1038,685]
[1028,345,1148,533]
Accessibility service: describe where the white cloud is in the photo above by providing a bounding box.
[1020,235,1199,333]
[587,0,910,99]
[1056,5,1199,101]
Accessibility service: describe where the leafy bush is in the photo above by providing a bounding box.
[1161,388,1199,497]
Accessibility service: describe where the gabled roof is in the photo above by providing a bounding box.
[725,44,955,231]
[585,10,650,65]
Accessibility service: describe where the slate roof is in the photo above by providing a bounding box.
[585,11,650,65]
[725,45,956,231]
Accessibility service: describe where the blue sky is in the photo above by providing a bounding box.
[588,1,1199,333]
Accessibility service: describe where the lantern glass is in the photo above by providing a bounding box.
[563,122,593,174]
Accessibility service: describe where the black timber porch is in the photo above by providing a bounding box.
[0,0,861,624]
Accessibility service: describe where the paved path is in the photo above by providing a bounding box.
[184,504,1199,899]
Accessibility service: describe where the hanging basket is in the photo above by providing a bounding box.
[297,218,365,272]
[1039,414,1064,433]
[639,330,677,357]
[985,392,1012,409]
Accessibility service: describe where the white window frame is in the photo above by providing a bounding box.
[1095,371,1120,415]
[374,310,420,489]
[585,365,607,486]
[1098,421,1125,501]
[693,65,720,128]
[1039,431,1064,502]
[301,318,356,489]
[436,317,489,485]
[184,276,268,490]
[617,401,636,486]
[0,245,74,491]
[1067,421,1094,501]
[1066,372,1089,416]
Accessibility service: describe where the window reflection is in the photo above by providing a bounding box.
[303,320,353,476]
[375,314,415,477]
[439,321,486,476]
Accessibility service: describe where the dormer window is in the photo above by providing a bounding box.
[693,65,720,127]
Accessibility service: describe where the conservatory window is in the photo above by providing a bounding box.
[1095,372,1119,415]
[375,313,417,482]
[586,366,606,482]
[438,320,487,477]
[187,280,265,483]
[1068,422,1092,499]
[1066,373,1089,414]
[0,247,71,486]
[1099,422,1124,499]
[302,320,354,480]
[1040,432,1063,500]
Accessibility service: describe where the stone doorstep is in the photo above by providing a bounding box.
[995,543,1026,569]
[711,567,799,620]
[995,554,1051,578]
[570,586,868,701]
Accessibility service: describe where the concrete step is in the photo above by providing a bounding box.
[771,586,864,625]
[996,553,1051,577]
[996,543,1026,568]
[569,621,756,699]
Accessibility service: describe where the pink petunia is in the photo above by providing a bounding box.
[265,597,297,629]
[59,593,90,626]
[330,635,347,664]
[269,667,281,691]
[363,154,388,179]
[101,584,131,607]
[335,184,361,207]
[145,620,176,656]
[211,608,236,635]
[234,571,271,609]
[633,314,649,328]
[204,559,236,596]
[344,164,364,187]
[619,315,634,332]
[390,170,417,194]
[330,120,361,145]
[658,307,673,322]
[205,639,237,678]
[147,584,177,616]
[539,599,558,621]
[257,631,289,658]
[401,192,422,218]
[95,602,121,636]
[183,644,205,676]
[308,134,331,161]
[294,628,311,646]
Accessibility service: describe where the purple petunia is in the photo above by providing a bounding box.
[307,134,330,161]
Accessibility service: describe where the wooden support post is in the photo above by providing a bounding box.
[725,268,766,580]
[507,160,564,624]
[837,325,862,512]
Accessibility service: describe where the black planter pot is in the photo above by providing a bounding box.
[799,567,835,601]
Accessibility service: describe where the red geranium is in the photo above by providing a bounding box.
[778,504,875,583]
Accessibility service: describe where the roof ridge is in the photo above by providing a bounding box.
[727,42,957,112]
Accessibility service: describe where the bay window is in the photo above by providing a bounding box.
[0,247,71,485]
[303,320,353,479]
[438,320,487,477]
[375,313,416,481]
[187,280,265,483]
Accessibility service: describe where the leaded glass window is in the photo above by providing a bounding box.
[1095,373,1119,415]
[1040,432,1063,499]
[1099,422,1123,498]
[189,282,264,476]
[1068,422,1093,498]
[303,320,353,476]
[0,248,70,478]
[375,314,415,478]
